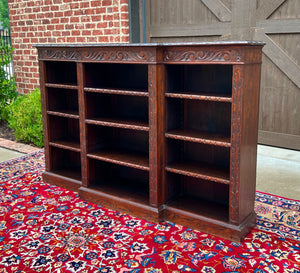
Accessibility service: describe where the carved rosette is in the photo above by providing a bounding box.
[230,66,243,224]
[82,49,155,63]
[40,49,81,60]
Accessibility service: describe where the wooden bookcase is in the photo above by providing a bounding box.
[36,42,264,242]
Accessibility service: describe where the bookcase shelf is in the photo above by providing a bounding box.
[37,42,264,242]
[84,87,148,97]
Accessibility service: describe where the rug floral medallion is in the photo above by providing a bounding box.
[0,151,299,273]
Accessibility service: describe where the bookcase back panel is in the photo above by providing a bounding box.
[85,63,148,91]
[88,159,149,200]
[49,116,80,143]
[167,139,230,169]
[166,64,232,95]
[167,99,231,136]
[45,61,77,85]
[50,147,81,172]
[47,88,78,113]
[86,93,149,123]
[87,125,149,155]
[165,172,229,221]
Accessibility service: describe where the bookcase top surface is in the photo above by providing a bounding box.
[34,41,265,48]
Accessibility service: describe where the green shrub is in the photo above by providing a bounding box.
[5,89,44,147]
[0,44,17,119]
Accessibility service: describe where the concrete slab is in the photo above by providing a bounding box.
[0,147,24,162]
[256,145,300,200]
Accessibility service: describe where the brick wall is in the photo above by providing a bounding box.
[8,0,130,94]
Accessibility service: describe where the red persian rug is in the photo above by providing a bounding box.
[0,151,299,273]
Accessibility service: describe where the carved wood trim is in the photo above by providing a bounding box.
[39,49,81,60]
[38,47,157,63]
[163,48,243,63]
[82,48,156,63]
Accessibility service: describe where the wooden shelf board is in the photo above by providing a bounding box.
[49,140,80,152]
[166,195,229,222]
[51,168,82,182]
[87,150,149,171]
[166,162,230,184]
[45,83,78,89]
[47,110,79,119]
[165,92,232,102]
[85,117,149,131]
[84,87,148,97]
[166,129,231,147]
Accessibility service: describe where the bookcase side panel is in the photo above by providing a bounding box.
[39,60,51,171]
[239,62,262,222]
[230,64,244,225]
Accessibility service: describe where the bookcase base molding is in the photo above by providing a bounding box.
[36,42,264,242]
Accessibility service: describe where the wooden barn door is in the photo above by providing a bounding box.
[144,0,300,150]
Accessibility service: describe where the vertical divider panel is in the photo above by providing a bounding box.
[148,60,166,216]
[39,60,51,171]
[77,62,87,187]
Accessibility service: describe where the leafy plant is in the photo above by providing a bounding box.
[5,89,44,147]
[0,44,17,119]
[0,0,10,30]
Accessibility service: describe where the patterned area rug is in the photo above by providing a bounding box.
[0,151,299,273]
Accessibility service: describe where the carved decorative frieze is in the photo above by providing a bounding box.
[82,49,155,62]
[40,49,81,60]
[164,48,245,63]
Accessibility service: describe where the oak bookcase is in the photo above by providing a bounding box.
[36,42,264,242]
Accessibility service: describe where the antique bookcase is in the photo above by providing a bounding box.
[36,42,264,242]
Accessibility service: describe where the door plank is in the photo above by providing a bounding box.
[255,31,300,88]
[257,19,300,34]
[201,0,232,22]
[150,22,230,38]
[256,0,287,20]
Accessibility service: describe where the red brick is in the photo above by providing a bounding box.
[64,10,72,17]
[82,30,91,35]
[60,17,69,23]
[87,36,97,42]
[121,13,128,20]
[76,37,86,43]
[122,28,129,35]
[70,17,79,23]
[120,5,128,12]
[71,30,80,36]
[103,14,113,21]
[55,24,64,30]
[97,22,108,28]
[92,29,103,36]
[70,3,79,9]
[42,6,50,12]
[51,5,59,11]
[102,0,112,6]
[95,7,106,14]
[67,37,76,43]
[80,2,90,8]
[48,37,57,43]
[91,1,101,7]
